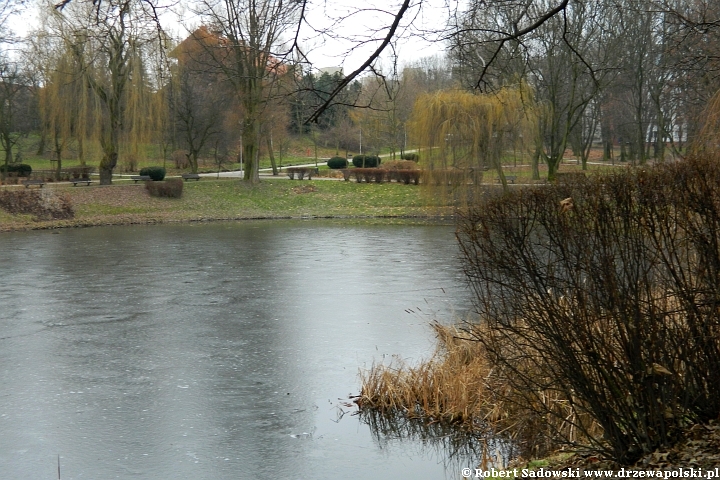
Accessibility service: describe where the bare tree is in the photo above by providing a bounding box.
[190,0,301,183]
[0,60,28,172]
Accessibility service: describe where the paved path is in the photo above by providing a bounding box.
[192,149,422,179]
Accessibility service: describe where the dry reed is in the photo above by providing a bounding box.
[358,323,494,426]
[357,320,603,458]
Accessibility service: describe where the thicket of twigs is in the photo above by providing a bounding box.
[458,156,720,463]
[360,156,720,465]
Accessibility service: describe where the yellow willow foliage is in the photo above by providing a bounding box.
[690,88,720,158]
[409,85,535,200]
[39,45,98,169]
[123,49,167,164]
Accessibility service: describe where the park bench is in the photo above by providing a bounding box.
[23,179,45,188]
[496,175,517,184]
[131,175,151,183]
[286,167,316,180]
[181,173,201,181]
[70,178,93,186]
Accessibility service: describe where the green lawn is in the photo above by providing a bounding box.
[0,177,448,232]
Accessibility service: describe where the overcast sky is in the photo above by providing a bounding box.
[8,0,451,73]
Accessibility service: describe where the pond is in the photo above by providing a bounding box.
[0,220,481,479]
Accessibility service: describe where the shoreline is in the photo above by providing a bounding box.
[0,179,453,233]
[0,212,456,234]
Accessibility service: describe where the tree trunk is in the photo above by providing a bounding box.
[37,128,46,155]
[547,155,561,181]
[78,136,85,167]
[99,150,117,184]
[531,142,541,180]
[604,140,613,163]
[266,135,278,176]
[190,150,199,174]
[54,131,63,181]
[3,134,13,167]
[99,128,119,185]
[242,120,260,183]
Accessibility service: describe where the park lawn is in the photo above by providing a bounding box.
[0,178,447,232]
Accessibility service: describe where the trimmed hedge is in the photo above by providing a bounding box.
[0,164,32,176]
[401,153,419,161]
[145,178,183,198]
[327,156,348,169]
[352,155,381,168]
[139,166,166,181]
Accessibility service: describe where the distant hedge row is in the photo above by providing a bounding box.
[352,155,381,168]
[0,164,32,176]
[139,166,166,181]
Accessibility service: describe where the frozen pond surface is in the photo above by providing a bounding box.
[0,220,476,479]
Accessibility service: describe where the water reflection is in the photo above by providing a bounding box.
[358,409,519,472]
[0,220,477,479]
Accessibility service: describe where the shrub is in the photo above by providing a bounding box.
[352,155,381,168]
[401,152,419,161]
[145,178,183,198]
[382,160,422,184]
[327,156,348,169]
[351,168,387,183]
[390,170,421,185]
[0,189,74,220]
[65,166,94,179]
[139,166,166,181]
[172,150,190,169]
[456,157,720,464]
[122,154,138,173]
[0,163,32,176]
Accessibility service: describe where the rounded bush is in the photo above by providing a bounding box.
[352,155,381,168]
[0,164,32,176]
[401,153,419,162]
[327,157,348,169]
[139,166,166,181]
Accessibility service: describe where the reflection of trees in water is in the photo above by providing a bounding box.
[358,408,519,470]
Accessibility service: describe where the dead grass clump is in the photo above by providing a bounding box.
[0,189,74,220]
[358,323,500,426]
[291,184,317,194]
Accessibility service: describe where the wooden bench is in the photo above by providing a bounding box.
[70,178,93,186]
[286,167,316,180]
[496,175,517,184]
[23,179,45,188]
[181,173,201,181]
[130,175,151,183]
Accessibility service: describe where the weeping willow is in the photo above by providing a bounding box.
[122,47,168,170]
[38,43,98,178]
[409,85,535,201]
[49,0,168,184]
[690,88,720,158]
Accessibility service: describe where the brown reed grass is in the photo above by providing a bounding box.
[357,320,604,459]
[357,323,495,426]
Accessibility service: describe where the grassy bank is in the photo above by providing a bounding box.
[0,177,451,232]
